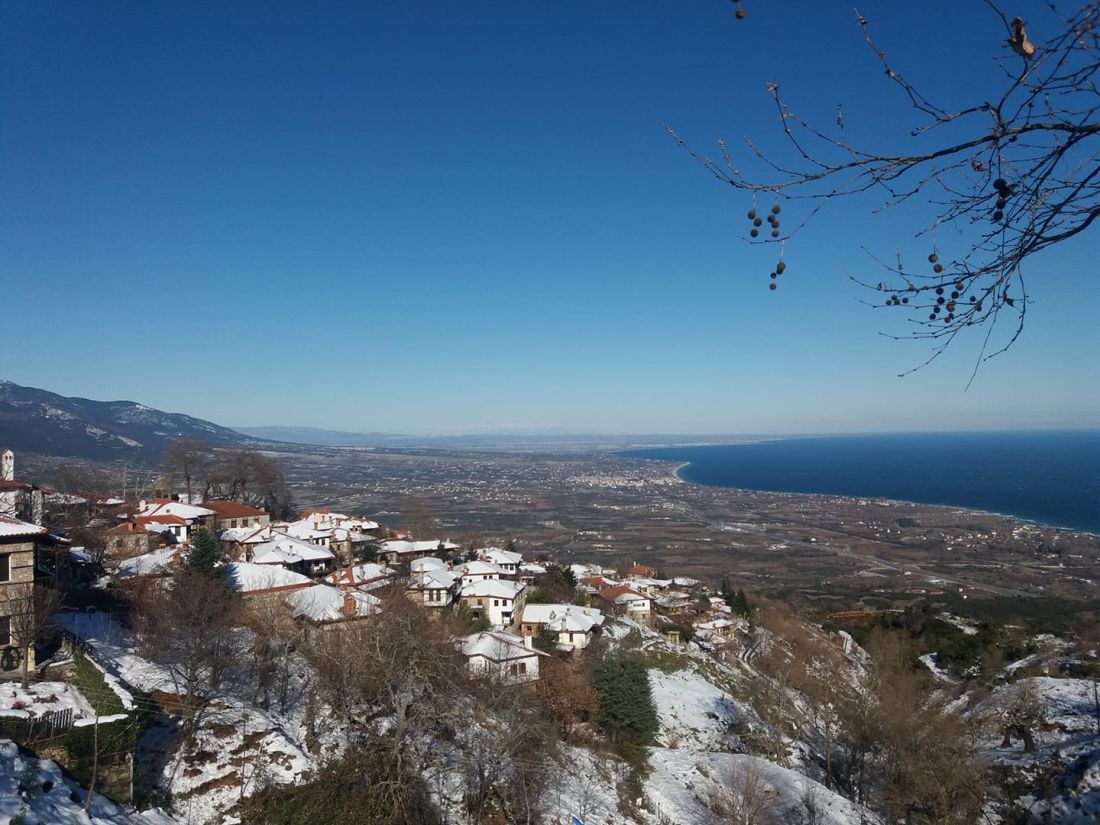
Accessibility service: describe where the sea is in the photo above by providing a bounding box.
[622,430,1100,535]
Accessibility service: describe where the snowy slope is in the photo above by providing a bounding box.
[0,740,178,825]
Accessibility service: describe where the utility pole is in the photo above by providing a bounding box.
[84,713,99,812]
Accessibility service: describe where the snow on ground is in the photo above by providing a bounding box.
[938,612,980,635]
[0,682,96,720]
[0,740,178,825]
[541,745,626,825]
[1005,653,1044,676]
[978,677,1100,824]
[56,611,179,696]
[150,697,316,825]
[918,652,955,684]
[56,610,330,825]
[648,667,741,752]
[1023,677,1098,737]
[646,748,879,825]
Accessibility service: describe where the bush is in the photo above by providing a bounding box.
[241,741,440,825]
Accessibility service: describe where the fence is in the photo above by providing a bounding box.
[0,706,75,747]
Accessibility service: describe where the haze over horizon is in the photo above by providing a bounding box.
[4,1,1098,435]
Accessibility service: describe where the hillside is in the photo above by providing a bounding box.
[0,380,247,462]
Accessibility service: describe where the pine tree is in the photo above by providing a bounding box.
[592,654,658,770]
[720,576,736,609]
[186,527,222,572]
[733,588,752,617]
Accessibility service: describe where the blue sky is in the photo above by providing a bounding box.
[3,1,1097,435]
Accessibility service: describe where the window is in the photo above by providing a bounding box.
[0,616,9,647]
[493,599,500,607]
[0,554,8,582]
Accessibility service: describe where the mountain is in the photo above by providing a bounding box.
[0,380,247,462]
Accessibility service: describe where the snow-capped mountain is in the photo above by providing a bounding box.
[0,379,247,462]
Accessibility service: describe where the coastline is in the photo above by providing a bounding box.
[661,457,1099,538]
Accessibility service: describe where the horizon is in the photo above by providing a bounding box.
[3,1,1098,433]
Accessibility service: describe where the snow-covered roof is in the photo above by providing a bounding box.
[381,538,458,556]
[603,585,651,604]
[69,546,93,564]
[415,568,458,590]
[672,576,701,588]
[629,577,672,590]
[287,584,380,622]
[116,547,179,577]
[279,520,332,542]
[696,618,735,631]
[519,562,547,575]
[217,525,269,544]
[0,515,48,539]
[481,547,522,566]
[410,556,446,573]
[138,501,216,521]
[324,563,395,589]
[225,562,312,594]
[454,560,506,578]
[460,578,525,600]
[253,535,334,565]
[339,517,379,531]
[461,631,546,661]
[521,604,604,633]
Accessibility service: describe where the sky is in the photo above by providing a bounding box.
[2,1,1098,435]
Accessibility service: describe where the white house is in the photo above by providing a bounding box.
[479,548,522,575]
[408,567,458,609]
[520,603,604,650]
[251,535,334,575]
[458,579,525,629]
[137,500,217,528]
[601,585,652,616]
[461,631,547,684]
[454,560,506,583]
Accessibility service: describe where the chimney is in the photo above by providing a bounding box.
[342,591,357,618]
[523,633,534,650]
[1,449,13,482]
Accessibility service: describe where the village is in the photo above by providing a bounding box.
[1,443,746,686]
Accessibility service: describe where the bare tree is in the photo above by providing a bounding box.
[670,2,1099,374]
[161,438,214,503]
[131,568,247,726]
[710,758,783,825]
[242,593,306,714]
[401,495,439,540]
[1,583,62,688]
[207,448,291,517]
[997,678,1046,752]
[459,676,557,825]
[306,590,466,759]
